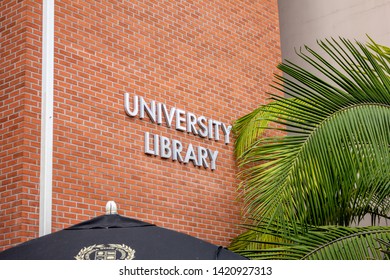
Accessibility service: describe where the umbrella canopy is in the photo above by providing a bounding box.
[0,213,246,260]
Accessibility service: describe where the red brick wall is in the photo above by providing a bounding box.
[0,0,42,250]
[1,0,281,251]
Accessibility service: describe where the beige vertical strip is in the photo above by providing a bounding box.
[39,0,55,236]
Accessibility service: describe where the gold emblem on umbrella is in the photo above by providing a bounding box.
[75,244,135,260]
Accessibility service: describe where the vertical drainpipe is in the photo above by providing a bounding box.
[39,0,55,236]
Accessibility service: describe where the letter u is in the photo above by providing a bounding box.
[124,92,139,117]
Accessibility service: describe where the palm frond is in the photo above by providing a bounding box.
[234,38,390,229]
[233,101,282,158]
[231,220,390,260]
[367,35,390,72]
[376,238,390,256]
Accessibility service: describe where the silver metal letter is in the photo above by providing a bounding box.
[183,144,199,167]
[186,112,198,135]
[161,103,176,128]
[144,132,155,155]
[124,93,139,117]
[197,146,209,168]
[213,120,221,141]
[157,102,163,125]
[160,136,172,158]
[153,133,159,155]
[207,119,214,140]
[197,116,208,138]
[207,149,218,170]
[172,139,184,162]
[140,97,156,123]
[221,123,232,144]
[175,109,186,132]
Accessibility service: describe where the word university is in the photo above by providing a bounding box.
[124,93,232,170]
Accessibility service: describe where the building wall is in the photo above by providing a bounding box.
[0,0,42,250]
[0,0,282,251]
[278,0,390,62]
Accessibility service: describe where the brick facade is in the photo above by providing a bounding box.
[0,0,281,251]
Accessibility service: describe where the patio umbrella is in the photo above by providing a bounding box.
[0,202,246,260]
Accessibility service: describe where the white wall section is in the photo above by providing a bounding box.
[39,0,55,236]
[278,0,390,62]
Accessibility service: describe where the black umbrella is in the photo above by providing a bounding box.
[0,205,245,260]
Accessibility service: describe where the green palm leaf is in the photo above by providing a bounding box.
[231,220,390,260]
[234,38,390,230]
[367,35,390,71]
[233,101,282,158]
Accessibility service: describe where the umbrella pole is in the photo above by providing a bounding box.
[106,201,118,214]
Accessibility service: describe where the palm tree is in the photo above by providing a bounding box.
[230,37,390,259]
